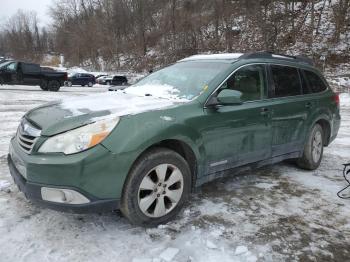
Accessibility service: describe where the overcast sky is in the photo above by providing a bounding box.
[0,0,55,27]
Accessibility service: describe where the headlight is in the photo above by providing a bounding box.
[38,117,120,154]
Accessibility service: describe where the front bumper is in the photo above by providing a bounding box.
[6,136,133,213]
[8,154,119,213]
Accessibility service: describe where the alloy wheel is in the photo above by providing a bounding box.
[138,164,184,218]
[312,130,323,163]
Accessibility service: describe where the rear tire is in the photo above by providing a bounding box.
[121,148,191,227]
[88,82,93,87]
[0,77,4,85]
[297,124,324,170]
[48,80,60,92]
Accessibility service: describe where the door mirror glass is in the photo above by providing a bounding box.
[217,89,243,105]
[206,89,242,107]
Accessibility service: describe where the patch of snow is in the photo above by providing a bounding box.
[159,248,179,262]
[0,180,10,191]
[235,246,249,255]
[132,258,152,262]
[125,84,190,102]
[206,240,218,249]
[180,53,243,62]
[340,93,350,107]
[160,116,174,121]
[59,92,181,118]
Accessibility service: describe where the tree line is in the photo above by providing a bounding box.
[0,0,349,71]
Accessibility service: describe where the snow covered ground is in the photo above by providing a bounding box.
[0,85,349,262]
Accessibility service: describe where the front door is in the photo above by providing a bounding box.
[198,64,272,173]
[3,62,18,84]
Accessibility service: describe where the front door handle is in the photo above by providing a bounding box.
[305,102,313,109]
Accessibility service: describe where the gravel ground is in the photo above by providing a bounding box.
[0,85,349,262]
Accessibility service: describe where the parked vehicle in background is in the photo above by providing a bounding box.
[66,73,95,87]
[108,76,130,91]
[7,52,340,226]
[98,75,128,85]
[98,75,113,85]
[110,75,128,86]
[95,74,108,79]
[0,61,67,91]
[96,75,109,84]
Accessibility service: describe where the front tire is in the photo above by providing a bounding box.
[40,80,48,91]
[121,148,191,227]
[0,77,4,85]
[297,124,324,170]
[88,82,93,87]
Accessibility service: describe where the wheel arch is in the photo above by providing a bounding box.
[315,118,331,146]
[307,115,331,147]
[128,139,199,192]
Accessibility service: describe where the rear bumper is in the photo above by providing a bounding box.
[7,151,120,214]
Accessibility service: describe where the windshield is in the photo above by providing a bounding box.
[0,61,13,69]
[125,61,231,101]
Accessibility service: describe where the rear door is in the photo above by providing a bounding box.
[267,64,311,157]
[72,74,81,85]
[21,63,41,85]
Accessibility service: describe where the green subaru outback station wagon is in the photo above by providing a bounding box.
[8,52,340,226]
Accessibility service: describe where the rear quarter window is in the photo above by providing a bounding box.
[270,65,301,97]
[303,70,328,93]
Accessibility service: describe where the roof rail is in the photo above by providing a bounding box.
[240,52,314,66]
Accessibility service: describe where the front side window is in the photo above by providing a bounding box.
[218,64,266,102]
[6,62,17,71]
[271,65,301,97]
[303,70,327,93]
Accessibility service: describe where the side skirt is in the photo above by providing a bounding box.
[195,151,301,187]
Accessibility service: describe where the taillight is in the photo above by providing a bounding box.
[334,93,340,108]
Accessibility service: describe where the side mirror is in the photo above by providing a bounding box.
[206,89,243,107]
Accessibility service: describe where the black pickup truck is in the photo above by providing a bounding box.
[0,61,67,91]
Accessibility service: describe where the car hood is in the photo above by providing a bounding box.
[25,92,184,136]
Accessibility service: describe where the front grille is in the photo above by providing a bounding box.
[16,119,41,154]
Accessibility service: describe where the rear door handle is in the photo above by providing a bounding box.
[260,107,269,116]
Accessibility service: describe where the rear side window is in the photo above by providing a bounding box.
[303,70,327,93]
[271,65,301,97]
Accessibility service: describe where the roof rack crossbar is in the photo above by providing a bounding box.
[240,51,314,65]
